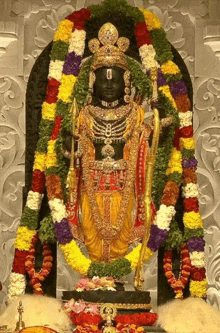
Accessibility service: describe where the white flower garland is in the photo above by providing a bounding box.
[8,273,26,301]
[48,60,65,82]
[69,29,86,56]
[154,204,176,230]
[48,198,67,222]
[190,251,206,268]
[182,183,199,198]
[26,191,44,211]
[139,44,159,71]
[179,110,193,129]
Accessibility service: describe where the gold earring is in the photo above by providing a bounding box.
[124,70,130,103]
[88,71,96,104]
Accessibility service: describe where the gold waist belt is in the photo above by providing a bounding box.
[89,159,128,173]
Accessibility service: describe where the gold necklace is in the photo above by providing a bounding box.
[93,117,127,159]
[86,102,132,121]
[83,104,137,160]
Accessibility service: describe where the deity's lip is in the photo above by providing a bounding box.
[104,90,115,95]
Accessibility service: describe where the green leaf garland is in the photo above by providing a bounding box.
[88,258,132,279]
[126,56,152,98]
[88,0,144,23]
[39,214,57,243]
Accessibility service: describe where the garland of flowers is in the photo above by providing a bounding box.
[74,323,145,333]
[166,61,207,297]
[71,312,157,328]
[8,0,206,300]
[8,7,91,300]
[51,2,181,279]
[64,299,157,327]
[25,234,53,295]
[163,243,191,299]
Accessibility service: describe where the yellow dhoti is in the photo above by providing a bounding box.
[81,191,134,262]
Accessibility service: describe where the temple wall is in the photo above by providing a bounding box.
[0,0,220,313]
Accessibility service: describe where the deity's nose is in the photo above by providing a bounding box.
[106,80,113,88]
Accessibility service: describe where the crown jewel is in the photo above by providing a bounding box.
[88,23,130,71]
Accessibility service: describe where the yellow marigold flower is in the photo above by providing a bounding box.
[183,211,203,229]
[53,19,74,43]
[58,74,77,103]
[161,60,180,75]
[15,227,36,251]
[166,148,182,175]
[33,152,47,172]
[60,240,91,276]
[46,140,57,168]
[139,8,162,30]
[47,140,56,154]
[180,137,195,150]
[125,244,153,270]
[46,153,57,168]
[42,102,56,121]
[190,279,207,298]
[159,85,177,109]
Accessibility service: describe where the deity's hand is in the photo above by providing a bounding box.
[150,100,166,119]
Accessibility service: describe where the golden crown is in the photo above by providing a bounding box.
[88,23,130,71]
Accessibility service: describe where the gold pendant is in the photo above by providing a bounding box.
[101,144,115,158]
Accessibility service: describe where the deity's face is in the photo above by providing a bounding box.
[93,66,125,103]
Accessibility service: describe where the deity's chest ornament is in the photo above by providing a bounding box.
[84,103,136,160]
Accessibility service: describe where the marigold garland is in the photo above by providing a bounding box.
[163,243,191,299]
[25,234,53,295]
[8,0,206,301]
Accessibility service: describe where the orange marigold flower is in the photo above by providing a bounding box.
[46,174,63,200]
[175,93,191,112]
[183,168,197,184]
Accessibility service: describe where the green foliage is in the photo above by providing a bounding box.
[184,228,204,241]
[61,113,72,133]
[88,258,132,279]
[72,57,93,110]
[127,56,152,99]
[150,29,173,64]
[39,214,57,243]
[45,166,59,176]
[55,136,69,201]
[182,149,195,159]
[88,0,144,23]
[157,90,179,126]
[36,136,50,153]
[50,41,69,62]
[163,72,182,83]
[167,172,182,187]
[56,101,71,117]
[165,219,183,250]
[20,207,39,230]
[152,130,173,208]
[38,119,54,137]
[152,91,180,209]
